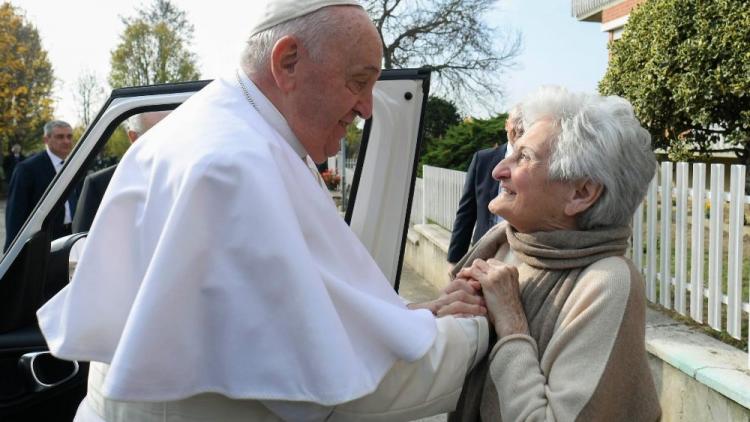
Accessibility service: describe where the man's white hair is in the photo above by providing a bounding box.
[125,114,147,136]
[125,111,170,136]
[507,104,524,142]
[521,85,656,229]
[241,5,362,73]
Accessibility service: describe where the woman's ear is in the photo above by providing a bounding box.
[270,35,300,93]
[564,179,603,217]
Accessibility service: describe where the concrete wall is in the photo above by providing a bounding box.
[649,357,750,421]
[404,225,453,291]
[405,223,750,421]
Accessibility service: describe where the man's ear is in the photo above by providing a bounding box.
[564,179,603,217]
[270,35,300,93]
[127,130,139,143]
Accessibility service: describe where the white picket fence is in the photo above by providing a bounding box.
[420,165,467,229]
[410,178,424,227]
[415,162,750,367]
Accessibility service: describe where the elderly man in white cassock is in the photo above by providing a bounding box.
[36,1,489,421]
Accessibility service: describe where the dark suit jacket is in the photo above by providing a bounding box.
[3,153,25,181]
[447,144,507,263]
[4,151,78,251]
[72,165,116,233]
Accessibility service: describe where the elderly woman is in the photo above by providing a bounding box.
[447,86,661,421]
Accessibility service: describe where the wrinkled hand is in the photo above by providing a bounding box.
[457,258,529,339]
[408,276,486,318]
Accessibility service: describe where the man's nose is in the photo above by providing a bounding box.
[354,89,375,120]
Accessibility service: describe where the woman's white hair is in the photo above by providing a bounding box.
[241,6,361,73]
[521,85,656,229]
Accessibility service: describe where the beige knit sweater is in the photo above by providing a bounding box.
[482,256,660,421]
[451,224,661,421]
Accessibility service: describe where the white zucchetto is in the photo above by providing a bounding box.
[248,0,362,37]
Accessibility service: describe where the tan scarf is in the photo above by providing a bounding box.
[448,222,631,422]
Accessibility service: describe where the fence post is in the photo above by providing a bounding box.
[675,162,688,315]
[660,162,673,309]
[422,166,429,225]
[690,163,706,323]
[727,165,745,339]
[708,164,724,331]
[647,176,658,302]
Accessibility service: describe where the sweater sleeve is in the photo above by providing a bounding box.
[488,257,642,422]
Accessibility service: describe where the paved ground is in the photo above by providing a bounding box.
[397,264,448,422]
[399,263,441,303]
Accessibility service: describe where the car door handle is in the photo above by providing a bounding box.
[18,351,80,393]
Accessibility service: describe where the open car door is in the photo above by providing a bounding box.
[0,68,430,420]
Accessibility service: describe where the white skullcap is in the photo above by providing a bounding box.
[249,0,362,37]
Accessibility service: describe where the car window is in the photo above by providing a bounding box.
[0,110,174,258]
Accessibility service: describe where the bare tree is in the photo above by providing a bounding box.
[364,0,521,112]
[73,69,105,128]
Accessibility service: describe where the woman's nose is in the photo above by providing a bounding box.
[492,159,511,181]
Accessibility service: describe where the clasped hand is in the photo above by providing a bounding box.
[412,259,529,339]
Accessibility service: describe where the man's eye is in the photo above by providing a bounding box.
[349,80,367,93]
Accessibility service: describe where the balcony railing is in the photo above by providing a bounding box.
[571,0,624,20]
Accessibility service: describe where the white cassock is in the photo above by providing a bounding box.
[37,69,487,421]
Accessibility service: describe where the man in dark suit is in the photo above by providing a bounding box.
[447,106,524,267]
[5,120,77,251]
[72,111,169,233]
[3,143,26,182]
[447,144,507,265]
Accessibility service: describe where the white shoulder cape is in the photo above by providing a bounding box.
[37,74,437,405]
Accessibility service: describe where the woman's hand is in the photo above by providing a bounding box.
[457,258,529,339]
[408,276,486,317]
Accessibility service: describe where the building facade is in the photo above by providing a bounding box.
[572,0,646,41]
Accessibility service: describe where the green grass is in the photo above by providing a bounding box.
[633,197,749,352]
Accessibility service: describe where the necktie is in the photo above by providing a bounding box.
[58,159,72,224]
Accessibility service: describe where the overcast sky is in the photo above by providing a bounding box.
[9,0,609,126]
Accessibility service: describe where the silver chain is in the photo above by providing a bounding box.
[236,70,259,112]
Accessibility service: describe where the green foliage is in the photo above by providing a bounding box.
[0,2,54,154]
[71,124,129,166]
[103,126,131,159]
[421,96,461,157]
[344,122,363,158]
[421,115,507,172]
[600,0,750,160]
[109,0,200,88]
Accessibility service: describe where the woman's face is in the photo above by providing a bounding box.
[489,119,577,233]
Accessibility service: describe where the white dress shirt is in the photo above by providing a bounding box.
[46,147,71,224]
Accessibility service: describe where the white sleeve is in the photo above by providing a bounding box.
[330,315,488,421]
[260,316,488,422]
